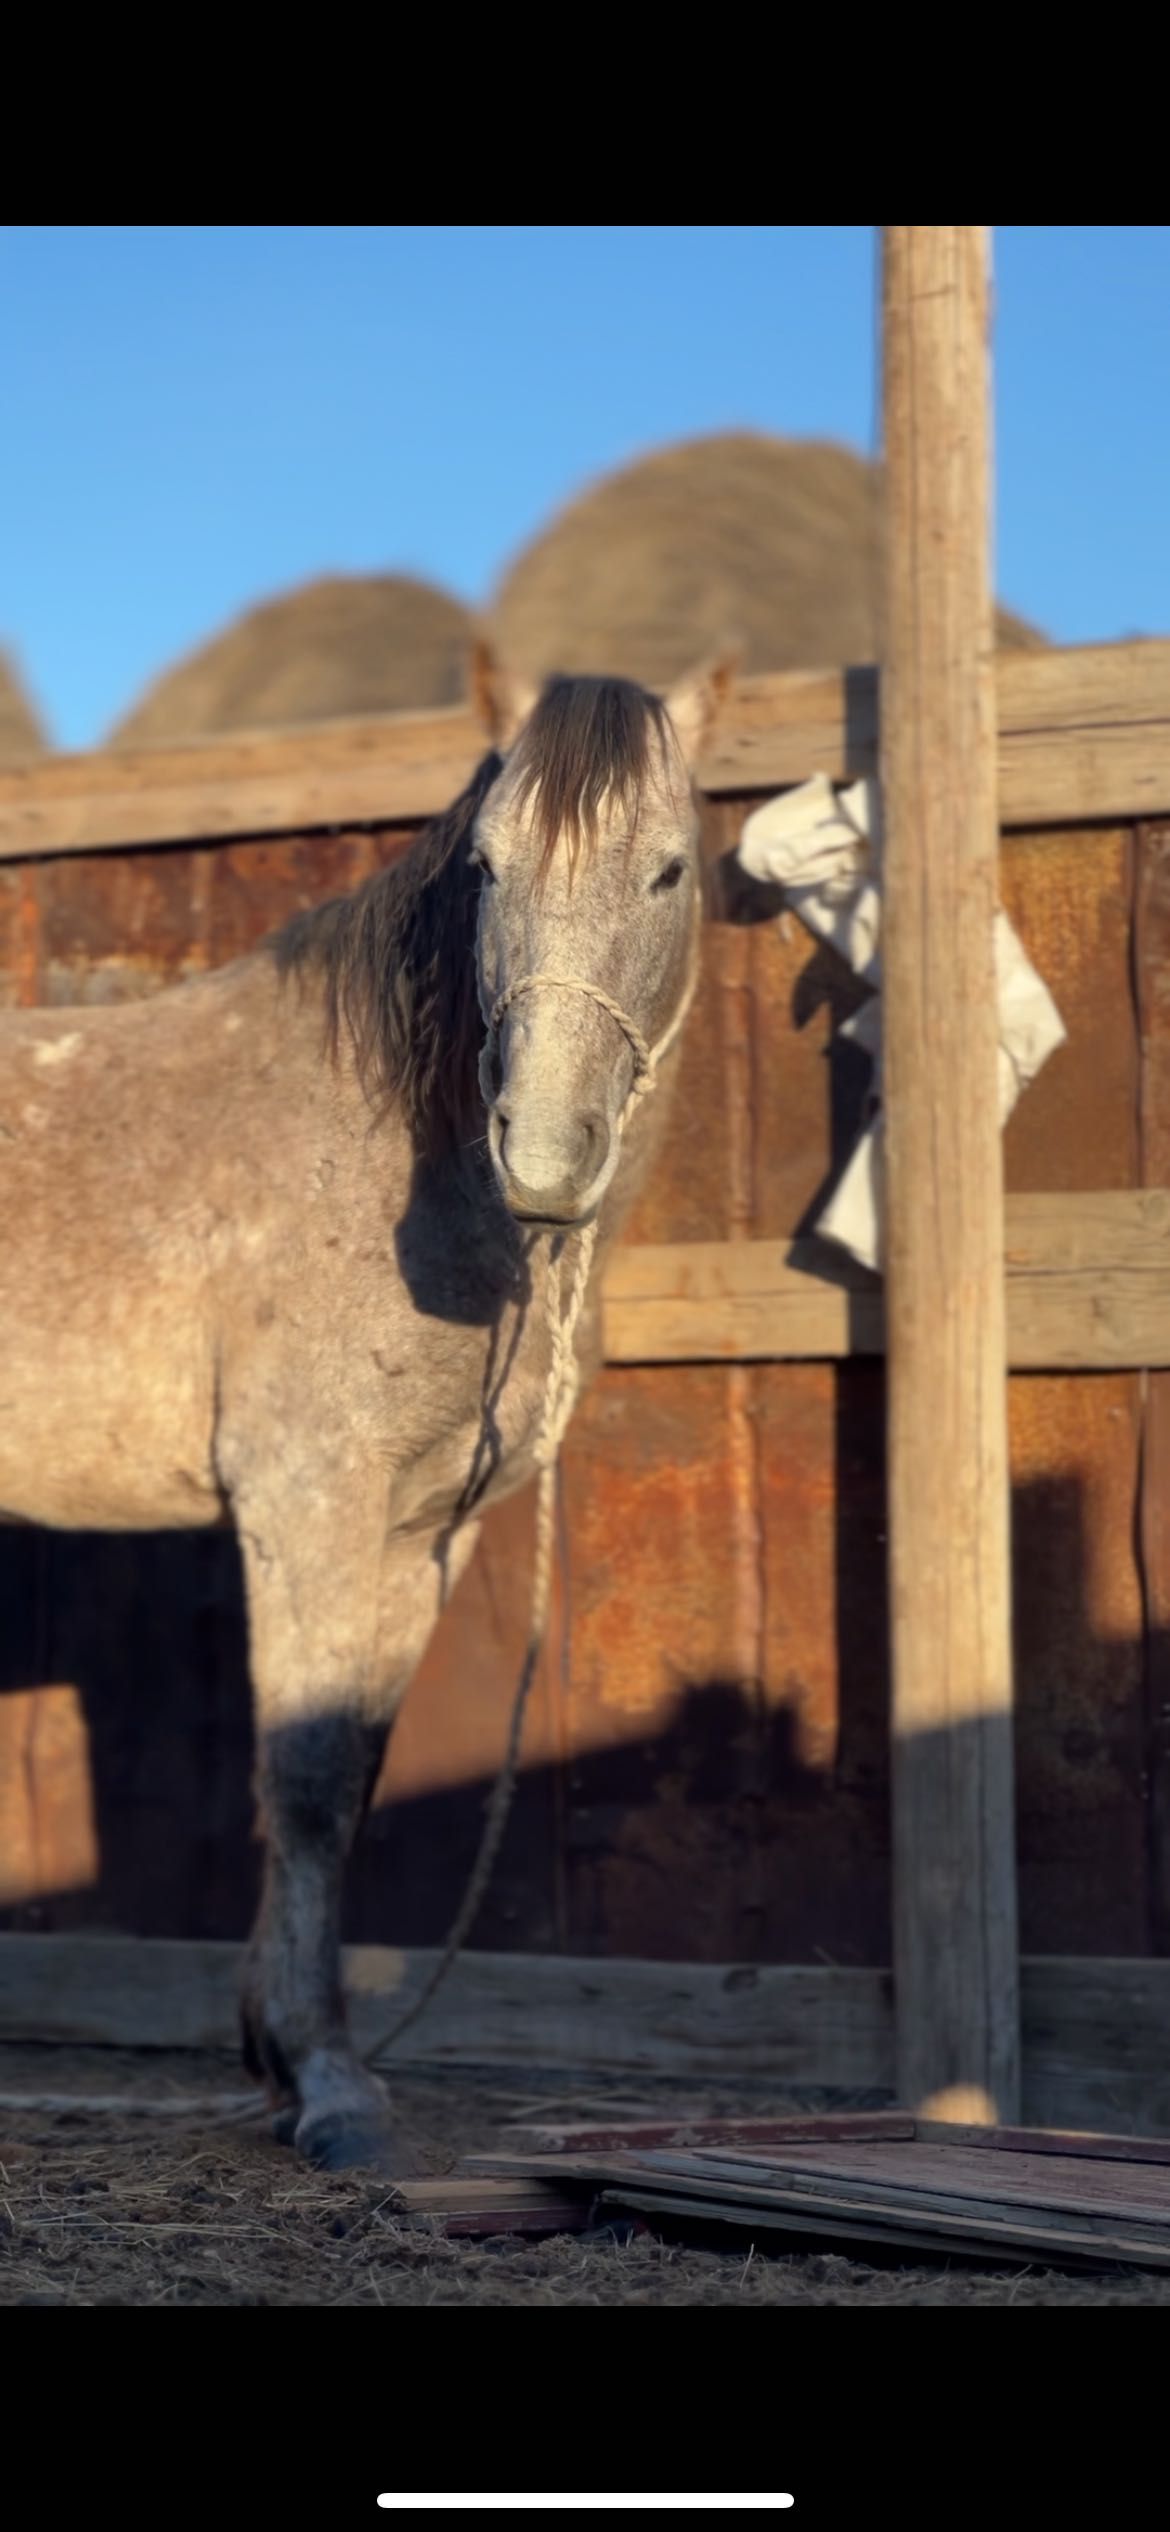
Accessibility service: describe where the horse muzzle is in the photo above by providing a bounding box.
[489,1101,612,1228]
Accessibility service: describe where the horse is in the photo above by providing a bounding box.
[0,657,728,2172]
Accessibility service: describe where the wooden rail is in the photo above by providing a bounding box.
[1,1935,1167,2136]
[601,1193,1170,1370]
[0,638,1168,863]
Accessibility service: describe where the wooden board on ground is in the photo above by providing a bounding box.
[510,2112,915,2154]
[462,2115,1170,2268]
[386,2176,590,2238]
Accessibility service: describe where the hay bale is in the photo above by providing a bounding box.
[491,433,1043,686]
[109,573,475,747]
[0,650,48,761]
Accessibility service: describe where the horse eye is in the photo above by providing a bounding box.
[652,858,686,893]
[472,849,497,884]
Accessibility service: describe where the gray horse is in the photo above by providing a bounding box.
[0,658,727,2170]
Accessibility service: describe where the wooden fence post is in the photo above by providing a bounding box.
[881,224,1021,2120]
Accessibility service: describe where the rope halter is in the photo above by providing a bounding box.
[477,953,696,1128]
[477,946,700,1464]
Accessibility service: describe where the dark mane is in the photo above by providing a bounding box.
[272,747,501,1159]
[510,673,672,873]
[271,674,671,1155]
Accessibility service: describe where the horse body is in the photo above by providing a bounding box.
[0,661,725,2170]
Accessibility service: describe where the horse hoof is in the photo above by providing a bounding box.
[295,2107,426,2179]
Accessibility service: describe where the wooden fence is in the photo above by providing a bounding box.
[2,630,1170,2120]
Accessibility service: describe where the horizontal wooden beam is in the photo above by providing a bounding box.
[1,1935,1168,2135]
[703,640,1170,825]
[0,639,1167,864]
[601,1191,1170,1370]
[0,704,490,865]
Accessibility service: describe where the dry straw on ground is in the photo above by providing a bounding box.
[2,2048,1164,2307]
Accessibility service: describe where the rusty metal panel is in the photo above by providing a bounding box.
[0,863,39,1007]
[1136,823,1170,1952]
[1010,1375,1146,1953]
[356,1485,562,1952]
[207,831,389,963]
[0,1686,98,1912]
[1002,829,1138,1193]
[754,1362,892,1964]
[554,1365,770,1960]
[623,803,746,1244]
[30,1529,256,1939]
[33,848,214,1003]
[999,829,1146,1951]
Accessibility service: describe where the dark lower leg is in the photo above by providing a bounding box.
[242,1711,417,2171]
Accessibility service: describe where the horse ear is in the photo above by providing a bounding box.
[664,650,741,769]
[469,639,539,750]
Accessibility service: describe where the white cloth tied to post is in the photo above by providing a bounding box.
[737,774,1067,1272]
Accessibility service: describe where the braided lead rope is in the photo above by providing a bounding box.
[366,937,699,2067]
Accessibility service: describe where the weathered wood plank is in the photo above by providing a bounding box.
[0,1937,893,2086]
[0,707,488,861]
[913,2119,1170,2166]
[599,2185,1170,2266]
[510,2113,916,2152]
[464,2127,1170,2266]
[600,1192,1170,1368]
[388,2176,590,2236]
[880,224,1018,2123]
[0,640,1167,863]
[1018,1958,1170,2132]
[2,1939,1170,2135]
[998,641,1170,733]
[470,2138,1170,2229]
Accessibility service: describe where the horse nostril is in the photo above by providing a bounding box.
[578,1112,609,1177]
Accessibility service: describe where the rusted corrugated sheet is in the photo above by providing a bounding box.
[1136,823,1170,1952]
[34,849,214,1002]
[208,832,388,963]
[1000,831,1146,1952]
[0,863,38,1008]
[1002,830,1138,1194]
[0,809,1157,1964]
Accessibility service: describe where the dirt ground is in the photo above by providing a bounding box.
[1,2043,1167,2306]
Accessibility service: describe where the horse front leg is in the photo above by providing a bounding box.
[238,1506,480,2174]
[243,1705,400,2165]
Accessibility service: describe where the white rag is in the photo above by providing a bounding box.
[737,774,1067,1272]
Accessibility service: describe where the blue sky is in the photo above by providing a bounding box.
[2,225,1167,751]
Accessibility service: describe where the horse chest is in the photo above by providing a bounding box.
[388,1295,559,1530]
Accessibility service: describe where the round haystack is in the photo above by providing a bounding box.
[108,574,476,747]
[491,433,1043,686]
[0,650,48,760]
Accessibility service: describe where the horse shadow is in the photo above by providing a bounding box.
[0,1460,1157,1972]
